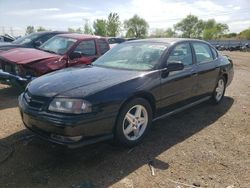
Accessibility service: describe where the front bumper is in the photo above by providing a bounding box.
[18,94,116,148]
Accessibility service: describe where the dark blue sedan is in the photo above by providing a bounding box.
[18,38,234,148]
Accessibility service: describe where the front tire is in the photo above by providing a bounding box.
[211,76,226,104]
[115,98,152,147]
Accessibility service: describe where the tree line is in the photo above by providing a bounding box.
[67,13,149,39]
[25,13,250,40]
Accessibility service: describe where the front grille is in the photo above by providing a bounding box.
[24,91,50,111]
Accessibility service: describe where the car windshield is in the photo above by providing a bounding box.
[39,36,77,55]
[93,42,167,71]
[12,33,40,45]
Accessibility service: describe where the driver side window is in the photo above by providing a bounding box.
[167,43,193,66]
[74,40,96,56]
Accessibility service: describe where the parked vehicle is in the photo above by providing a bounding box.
[229,41,242,51]
[107,37,126,48]
[18,38,234,148]
[0,34,110,88]
[208,40,218,48]
[217,41,230,51]
[0,34,15,42]
[208,40,250,52]
[241,42,250,51]
[0,31,68,52]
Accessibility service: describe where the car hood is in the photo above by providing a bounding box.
[0,48,60,64]
[28,65,145,98]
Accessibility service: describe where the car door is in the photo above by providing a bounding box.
[96,38,110,55]
[159,42,198,114]
[68,39,99,66]
[191,42,220,97]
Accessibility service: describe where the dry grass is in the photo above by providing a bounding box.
[0,52,250,188]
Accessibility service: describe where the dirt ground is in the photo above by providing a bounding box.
[0,51,249,188]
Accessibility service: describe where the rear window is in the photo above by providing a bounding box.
[97,39,109,55]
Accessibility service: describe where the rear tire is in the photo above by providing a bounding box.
[114,98,152,147]
[211,76,226,104]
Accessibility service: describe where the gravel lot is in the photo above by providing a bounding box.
[0,51,249,188]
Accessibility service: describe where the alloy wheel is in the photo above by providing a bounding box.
[122,105,148,141]
[215,79,225,102]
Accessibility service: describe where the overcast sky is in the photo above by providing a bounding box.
[0,0,250,35]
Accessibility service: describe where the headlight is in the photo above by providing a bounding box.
[48,98,92,114]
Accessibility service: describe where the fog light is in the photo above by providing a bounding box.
[51,134,83,142]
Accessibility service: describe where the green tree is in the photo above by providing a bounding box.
[76,28,83,33]
[68,28,76,32]
[106,13,121,36]
[174,15,229,39]
[25,26,35,34]
[68,27,83,33]
[83,21,93,34]
[221,32,237,39]
[37,26,47,32]
[165,28,176,37]
[174,15,204,38]
[150,28,166,38]
[93,19,107,36]
[124,15,149,38]
[150,28,176,38]
[239,28,250,39]
[202,19,228,40]
[192,20,204,38]
[202,28,216,40]
[216,23,229,36]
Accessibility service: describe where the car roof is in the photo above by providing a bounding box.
[56,33,105,40]
[32,31,69,36]
[127,38,209,45]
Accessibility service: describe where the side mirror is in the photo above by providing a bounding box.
[34,41,42,48]
[166,61,184,72]
[69,51,82,59]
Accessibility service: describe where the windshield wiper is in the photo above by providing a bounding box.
[39,48,57,54]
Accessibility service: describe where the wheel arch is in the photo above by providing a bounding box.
[113,92,156,132]
[219,70,228,84]
[222,73,228,84]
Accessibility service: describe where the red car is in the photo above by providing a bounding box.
[0,34,110,88]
